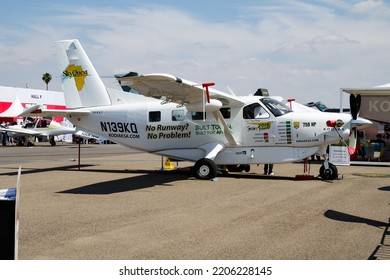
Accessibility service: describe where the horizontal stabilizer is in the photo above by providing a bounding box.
[18,106,90,118]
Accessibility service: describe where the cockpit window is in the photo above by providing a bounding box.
[261,98,292,117]
[243,103,269,119]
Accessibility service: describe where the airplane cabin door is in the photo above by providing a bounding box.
[242,103,274,146]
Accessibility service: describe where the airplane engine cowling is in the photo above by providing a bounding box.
[323,128,350,144]
[186,99,223,112]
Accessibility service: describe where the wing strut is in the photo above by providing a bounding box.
[212,110,239,146]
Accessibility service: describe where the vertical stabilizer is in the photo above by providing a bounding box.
[56,39,111,109]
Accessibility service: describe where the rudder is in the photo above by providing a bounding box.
[56,39,111,109]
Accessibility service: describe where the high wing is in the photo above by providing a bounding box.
[115,72,245,108]
[115,72,244,146]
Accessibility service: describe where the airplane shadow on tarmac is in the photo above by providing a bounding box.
[56,166,307,195]
[324,206,390,260]
[0,165,95,177]
[57,168,191,195]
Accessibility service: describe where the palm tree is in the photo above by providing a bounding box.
[42,72,52,90]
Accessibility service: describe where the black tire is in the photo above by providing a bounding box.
[194,158,217,180]
[319,163,338,180]
[226,164,250,173]
[49,136,56,146]
[226,165,240,172]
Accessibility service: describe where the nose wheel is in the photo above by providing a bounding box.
[319,162,338,180]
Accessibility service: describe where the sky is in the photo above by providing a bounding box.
[1,0,390,107]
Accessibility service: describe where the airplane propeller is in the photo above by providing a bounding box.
[348,94,362,155]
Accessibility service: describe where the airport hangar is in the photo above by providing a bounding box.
[341,83,390,162]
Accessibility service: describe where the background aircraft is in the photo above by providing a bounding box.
[20,39,371,179]
[0,118,76,146]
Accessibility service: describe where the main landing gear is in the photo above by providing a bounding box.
[193,158,251,180]
[193,158,217,180]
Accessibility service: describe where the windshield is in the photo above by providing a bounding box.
[261,98,292,117]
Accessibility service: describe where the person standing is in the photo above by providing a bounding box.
[264,164,274,175]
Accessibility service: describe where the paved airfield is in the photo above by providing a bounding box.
[0,142,389,260]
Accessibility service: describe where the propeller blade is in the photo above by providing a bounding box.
[356,94,361,116]
[350,94,358,120]
[348,127,358,155]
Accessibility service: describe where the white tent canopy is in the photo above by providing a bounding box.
[0,96,25,118]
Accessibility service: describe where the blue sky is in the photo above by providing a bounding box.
[1,0,390,106]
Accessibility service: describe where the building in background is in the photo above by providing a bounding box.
[0,86,66,123]
[342,83,390,161]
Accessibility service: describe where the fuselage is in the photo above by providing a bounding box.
[68,94,355,164]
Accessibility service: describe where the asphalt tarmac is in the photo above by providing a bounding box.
[0,142,389,260]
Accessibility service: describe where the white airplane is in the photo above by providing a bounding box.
[0,118,101,146]
[20,39,371,180]
[0,118,76,146]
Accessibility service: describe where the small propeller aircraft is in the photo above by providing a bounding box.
[0,118,76,146]
[20,39,371,179]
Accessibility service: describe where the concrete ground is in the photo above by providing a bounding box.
[0,142,389,260]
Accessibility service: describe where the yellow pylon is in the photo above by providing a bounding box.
[163,157,175,170]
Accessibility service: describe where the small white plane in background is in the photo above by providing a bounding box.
[20,39,371,179]
[0,118,98,146]
[0,118,76,146]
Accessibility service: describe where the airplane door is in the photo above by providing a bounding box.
[242,103,273,146]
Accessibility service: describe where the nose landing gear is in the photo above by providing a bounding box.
[319,160,338,180]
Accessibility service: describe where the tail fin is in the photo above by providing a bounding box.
[56,39,111,109]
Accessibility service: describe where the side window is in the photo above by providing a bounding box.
[192,112,205,120]
[254,105,269,119]
[243,103,269,119]
[220,108,231,119]
[149,111,161,122]
[172,110,185,121]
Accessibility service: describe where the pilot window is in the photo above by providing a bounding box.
[243,103,269,119]
[220,108,231,119]
[261,98,292,117]
[172,110,185,121]
[192,111,205,120]
[149,111,161,122]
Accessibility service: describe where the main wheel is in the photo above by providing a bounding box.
[226,164,250,173]
[319,163,338,180]
[194,158,217,180]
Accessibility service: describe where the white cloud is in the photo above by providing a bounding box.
[1,1,390,106]
[352,0,385,12]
